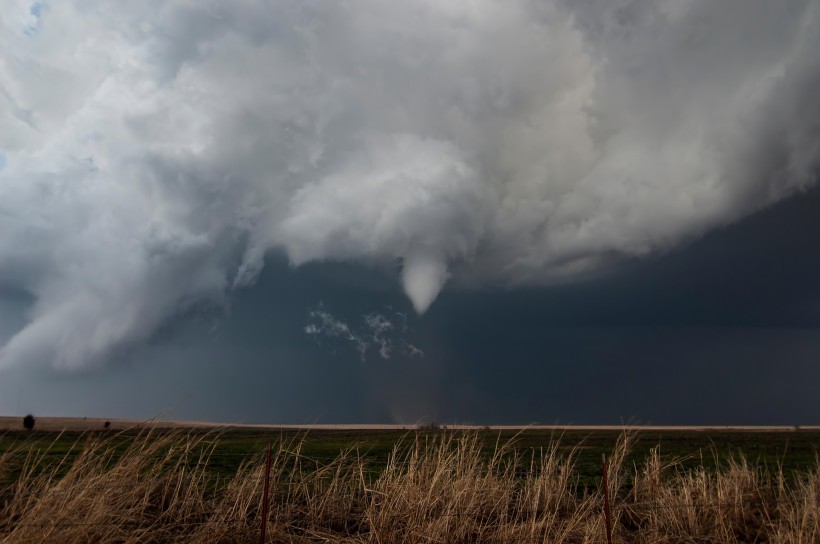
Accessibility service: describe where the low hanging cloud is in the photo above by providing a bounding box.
[305,304,423,361]
[0,0,818,369]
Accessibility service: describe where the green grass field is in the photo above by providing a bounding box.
[3,426,818,487]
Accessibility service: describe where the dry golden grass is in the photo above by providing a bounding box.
[0,430,817,543]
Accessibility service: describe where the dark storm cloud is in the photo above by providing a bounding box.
[1,184,818,423]
[1,0,819,371]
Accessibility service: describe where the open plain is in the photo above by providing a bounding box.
[0,418,818,542]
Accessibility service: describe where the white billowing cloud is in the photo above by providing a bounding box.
[279,133,487,313]
[0,0,818,369]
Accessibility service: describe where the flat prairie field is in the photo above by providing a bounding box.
[0,418,818,542]
[1,418,819,481]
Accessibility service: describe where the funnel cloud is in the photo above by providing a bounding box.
[0,0,819,369]
[402,254,450,315]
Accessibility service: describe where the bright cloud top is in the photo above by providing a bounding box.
[0,0,818,369]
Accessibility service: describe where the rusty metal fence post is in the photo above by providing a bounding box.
[259,443,272,544]
[602,453,613,544]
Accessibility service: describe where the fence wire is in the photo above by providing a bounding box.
[1,440,816,542]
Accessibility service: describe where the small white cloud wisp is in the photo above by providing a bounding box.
[305,304,423,361]
[0,0,818,369]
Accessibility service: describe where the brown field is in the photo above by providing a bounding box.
[2,416,817,432]
[0,417,189,432]
[0,419,818,543]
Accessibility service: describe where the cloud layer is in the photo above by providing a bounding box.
[1,0,818,369]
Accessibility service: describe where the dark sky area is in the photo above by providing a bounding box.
[2,184,817,425]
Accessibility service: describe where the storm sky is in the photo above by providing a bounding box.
[1,0,819,424]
